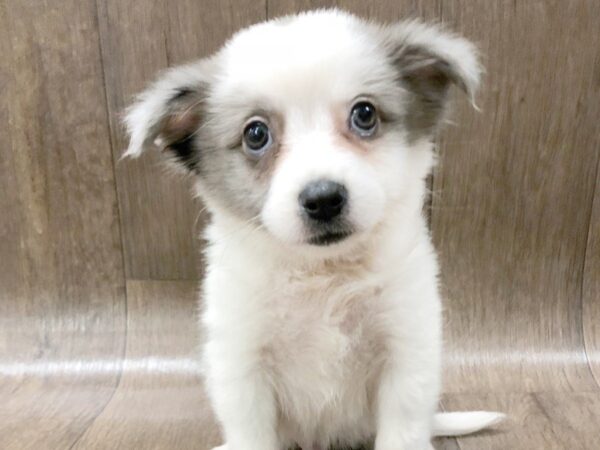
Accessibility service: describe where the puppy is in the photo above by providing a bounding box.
[124,9,503,450]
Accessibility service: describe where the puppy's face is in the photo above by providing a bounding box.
[125,11,479,251]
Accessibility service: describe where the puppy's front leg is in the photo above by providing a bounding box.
[374,307,441,450]
[374,356,439,450]
[207,352,279,450]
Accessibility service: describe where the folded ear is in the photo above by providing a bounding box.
[382,21,482,139]
[123,59,215,171]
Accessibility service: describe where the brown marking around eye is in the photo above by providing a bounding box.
[333,106,372,154]
[332,96,403,155]
[242,109,287,181]
[254,141,286,181]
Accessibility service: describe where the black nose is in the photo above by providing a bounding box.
[299,180,348,222]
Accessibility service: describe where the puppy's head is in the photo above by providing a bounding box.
[124,10,480,253]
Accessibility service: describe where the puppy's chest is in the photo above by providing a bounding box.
[261,271,387,414]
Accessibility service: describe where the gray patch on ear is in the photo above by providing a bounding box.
[394,46,455,140]
[378,21,481,141]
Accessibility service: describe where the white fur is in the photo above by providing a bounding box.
[203,192,441,450]
[124,9,502,450]
[432,411,506,437]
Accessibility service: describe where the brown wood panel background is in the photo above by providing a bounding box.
[0,1,128,447]
[432,0,600,393]
[1,0,599,448]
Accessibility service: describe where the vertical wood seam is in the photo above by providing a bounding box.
[93,0,134,282]
[92,0,128,289]
[580,145,600,390]
[163,0,171,67]
[61,0,132,446]
[66,284,129,449]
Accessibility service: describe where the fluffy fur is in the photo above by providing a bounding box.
[124,9,503,450]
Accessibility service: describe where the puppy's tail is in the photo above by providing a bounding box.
[432,411,505,437]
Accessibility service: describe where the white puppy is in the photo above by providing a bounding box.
[124,9,503,450]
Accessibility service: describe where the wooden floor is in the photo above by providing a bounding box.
[0,280,597,450]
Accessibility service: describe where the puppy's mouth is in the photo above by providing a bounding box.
[307,230,352,246]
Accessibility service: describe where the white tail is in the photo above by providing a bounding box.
[432,411,506,437]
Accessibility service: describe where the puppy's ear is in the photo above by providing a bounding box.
[123,59,215,171]
[382,21,481,138]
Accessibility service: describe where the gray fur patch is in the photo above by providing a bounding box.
[196,132,271,222]
[391,46,453,141]
[378,26,475,142]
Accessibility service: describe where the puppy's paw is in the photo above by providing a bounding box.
[211,445,227,450]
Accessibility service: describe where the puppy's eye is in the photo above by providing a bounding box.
[349,101,378,137]
[243,120,272,156]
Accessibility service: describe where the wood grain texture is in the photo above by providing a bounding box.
[267,0,441,21]
[0,0,126,377]
[441,392,600,450]
[0,0,127,447]
[71,280,220,450]
[97,0,266,280]
[432,0,600,393]
[0,281,213,450]
[2,281,599,449]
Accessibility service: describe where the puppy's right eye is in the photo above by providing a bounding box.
[243,120,272,157]
[349,101,378,138]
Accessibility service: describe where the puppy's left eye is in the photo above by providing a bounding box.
[243,120,272,157]
[349,101,378,137]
